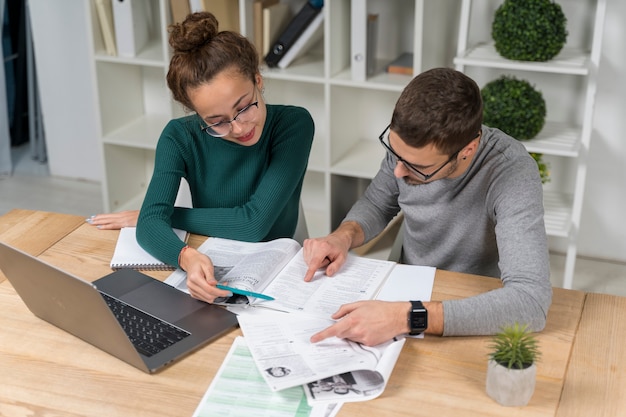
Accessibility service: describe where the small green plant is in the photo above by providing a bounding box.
[492,0,568,62]
[481,75,546,140]
[489,323,541,370]
[531,152,550,184]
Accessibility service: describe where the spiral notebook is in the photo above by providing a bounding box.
[110,227,188,270]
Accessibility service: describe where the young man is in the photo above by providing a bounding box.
[303,68,552,346]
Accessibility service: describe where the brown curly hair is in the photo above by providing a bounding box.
[166,12,259,111]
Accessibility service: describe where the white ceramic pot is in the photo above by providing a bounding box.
[485,359,536,406]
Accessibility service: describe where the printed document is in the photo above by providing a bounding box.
[191,336,342,417]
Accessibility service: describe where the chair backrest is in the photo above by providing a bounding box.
[174,178,192,208]
[293,200,309,245]
[175,178,309,244]
[387,218,404,262]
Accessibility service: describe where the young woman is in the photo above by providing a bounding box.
[89,12,314,303]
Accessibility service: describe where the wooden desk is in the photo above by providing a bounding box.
[556,293,626,417]
[0,209,618,416]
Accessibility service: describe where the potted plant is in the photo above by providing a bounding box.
[481,75,550,184]
[486,323,541,406]
[492,0,568,62]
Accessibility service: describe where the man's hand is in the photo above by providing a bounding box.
[302,222,364,282]
[310,301,411,346]
[86,210,139,230]
[181,247,232,303]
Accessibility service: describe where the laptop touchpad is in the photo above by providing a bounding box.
[120,281,205,323]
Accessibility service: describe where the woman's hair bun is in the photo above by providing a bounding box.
[169,12,219,53]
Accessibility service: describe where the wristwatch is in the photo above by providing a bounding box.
[408,300,428,335]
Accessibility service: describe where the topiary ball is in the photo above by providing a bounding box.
[481,75,546,140]
[492,0,568,62]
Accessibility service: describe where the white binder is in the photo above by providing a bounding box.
[112,0,151,57]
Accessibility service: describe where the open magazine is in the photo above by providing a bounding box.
[165,237,397,317]
[166,237,435,405]
[237,311,405,405]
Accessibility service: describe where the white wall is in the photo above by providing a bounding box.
[577,0,626,262]
[28,0,101,181]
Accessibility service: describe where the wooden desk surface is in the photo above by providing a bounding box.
[0,209,611,417]
[556,293,626,417]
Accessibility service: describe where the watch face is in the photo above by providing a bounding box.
[410,301,427,335]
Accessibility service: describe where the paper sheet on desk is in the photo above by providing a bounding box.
[191,336,341,417]
[375,264,436,339]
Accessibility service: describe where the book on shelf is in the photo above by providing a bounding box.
[165,235,435,402]
[169,0,191,24]
[252,0,279,59]
[112,0,151,58]
[366,13,379,76]
[262,2,292,57]
[386,52,414,76]
[95,0,117,56]
[191,336,341,417]
[110,227,189,270]
[264,0,323,68]
[191,0,240,32]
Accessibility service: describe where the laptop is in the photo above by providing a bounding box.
[0,241,239,373]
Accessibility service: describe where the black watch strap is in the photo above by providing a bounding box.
[408,300,428,335]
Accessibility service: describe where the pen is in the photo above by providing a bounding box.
[216,285,275,301]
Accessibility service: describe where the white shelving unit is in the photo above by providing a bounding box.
[241,0,460,237]
[87,0,460,244]
[453,0,606,289]
[86,0,183,212]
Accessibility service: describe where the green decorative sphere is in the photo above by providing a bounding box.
[492,0,568,62]
[481,75,546,140]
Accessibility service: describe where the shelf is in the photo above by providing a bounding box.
[331,64,413,91]
[543,191,573,238]
[454,42,590,76]
[94,38,167,67]
[260,54,325,82]
[103,114,171,149]
[521,121,581,158]
[331,139,386,179]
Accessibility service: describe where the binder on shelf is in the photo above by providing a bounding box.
[276,11,323,69]
[112,0,151,58]
[188,0,203,12]
[262,2,291,57]
[264,0,323,68]
[95,0,117,56]
[170,0,191,24]
[350,0,367,81]
[386,52,414,76]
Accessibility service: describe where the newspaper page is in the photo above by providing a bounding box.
[191,336,342,417]
[237,311,405,397]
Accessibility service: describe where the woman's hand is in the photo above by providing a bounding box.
[180,247,232,303]
[86,210,139,230]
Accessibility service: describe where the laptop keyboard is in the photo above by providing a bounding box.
[101,293,191,357]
